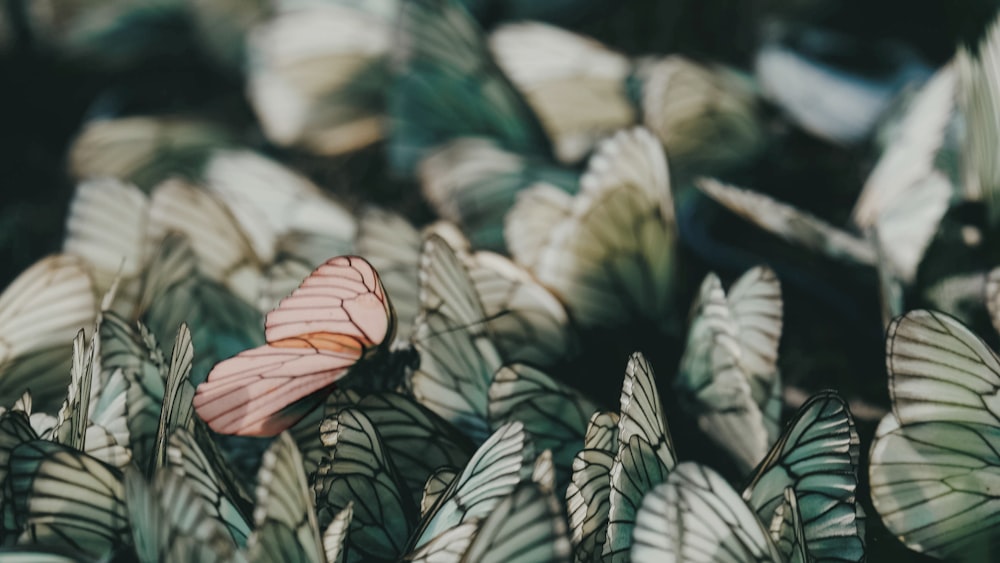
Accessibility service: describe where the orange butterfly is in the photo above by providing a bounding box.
[194,256,398,436]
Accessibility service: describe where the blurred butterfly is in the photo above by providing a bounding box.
[0,254,96,412]
[676,266,783,474]
[755,22,931,146]
[957,16,1000,220]
[870,309,1000,561]
[193,255,411,437]
[491,22,763,171]
[248,432,349,563]
[506,127,677,333]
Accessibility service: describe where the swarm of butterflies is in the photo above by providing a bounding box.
[4,0,1000,561]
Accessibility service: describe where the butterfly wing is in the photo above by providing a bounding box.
[869,309,1000,559]
[631,462,782,563]
[195,256,393,437]
[389,0,552,177]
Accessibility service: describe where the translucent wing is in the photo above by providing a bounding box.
[504,182,574,268]
[194,344,358,437]
[314,409,417,561]
[0,255,96,411]
[868,309,1000,559]
[603,353,678,560]
[0,411,40,541]
[323,502,353,563]
[584,411,619,453]
[636,56,764,172]
[853,64,956,228]
[150,324,195,471]
[264,255,393,349]
[887,309,1000,428]
[12,446,128,560]
[246,432,324,563]
[489,22,634,164]
[520,129,676,330]
[411,236,503,443]
[768,488,808,563]
[466,252,577,365]
[141,235,265,385]
[100,312,166,471]
[125,469,244,563]
[68,116,233,191]
[869,413,1000,560]
[52,331,97,452]
[957,17,1000,224]
[727,266,783,385]
[389,0,551,177]
[324,391,474,507]
[406,521,480,563]
[247,3,391,155]
[743,392,864,563]
[631,462,783,563]
[696,178,876,266]
[566,447,614,561]
[460,479,572,563]
[166,427,254,546]
[63,178,149,313]
[604,436,673,562]
[418,135,578,251]
[488,363,596,487]
[414,421,533,548]
[147,178,261,305]
[203,150,356,265]
[677,269,781,472]
[619,352,676,469]
[421,467,458,518]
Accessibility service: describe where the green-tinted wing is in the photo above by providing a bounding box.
[326,392,474,507]
[315,409,417,561]
[460,479,571,563]
[768,487,808,563]
[166,427,253,547]
[566,447,613,561]
[631,462,782,563]
[141,234,264,386]
[743,392,864,563]
[421,467,458,519]
[389,0,551,176]
[414,421,533,548]
[151,324,196,471]
[100,313,165,475]
[488,363,596,488]
[13,447,128,560]
[322,503,354,563]
[125,468,244,563]
[247,433,323,563]
[0,255,96,412]
[411,236,503,444]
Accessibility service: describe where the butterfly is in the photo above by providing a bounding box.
[193,255,401,437]
[869,309,1000,560]
[246,0,395,156]
[0,254,97,412]
[675,266,783,473]
[492,22,761,170]
[68,116,234,191]
[506,127,677,333]
[957,16,1000,224]
[632,462,786,563]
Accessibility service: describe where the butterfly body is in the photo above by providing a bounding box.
[193,256,405,437]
